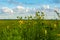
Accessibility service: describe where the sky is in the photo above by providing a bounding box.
[0,0,60,19]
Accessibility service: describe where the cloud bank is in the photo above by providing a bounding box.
[0,5,59,19]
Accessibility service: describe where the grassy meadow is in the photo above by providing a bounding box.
[0,19,60,40]
[0,0,60,40]
[0,11,60,40]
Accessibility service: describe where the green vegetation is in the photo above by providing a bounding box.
[0,20,60,40]
[0,11,60,40]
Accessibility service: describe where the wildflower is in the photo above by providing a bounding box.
[54,23,57,28]
[7,25,10,29]
[45,29,47,35]
[19,20,24,25]
[56,34,60,36]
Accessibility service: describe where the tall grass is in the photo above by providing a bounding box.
[0,20,60,40]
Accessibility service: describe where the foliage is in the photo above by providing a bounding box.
[0,11,60,40]
[0,20,60,40]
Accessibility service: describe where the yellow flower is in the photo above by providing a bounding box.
[19,20,24,25]
[7,25,10,29]
[54,23,57,28]
[56,34,60,36]
[45,30,47,35]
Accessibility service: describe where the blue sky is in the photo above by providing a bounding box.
[0,0,60,19]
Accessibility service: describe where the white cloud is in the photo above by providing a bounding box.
[16,6,25,10]
[2,7,14,14]
[0,5,58,19]
[26,9,29,12]
[43,5,50,9]
[25,8,30,12]
[54,6,60,13]
[54,7,59,11]
[13,6,31,14]
[13,6,25,13]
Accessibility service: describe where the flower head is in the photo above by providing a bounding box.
[19,20,24,25]
[56,34,60,36]
[45,29,47,35]
[54,23,57,28]
[7,25,10,29]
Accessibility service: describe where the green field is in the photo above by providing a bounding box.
[0,19,60,40]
